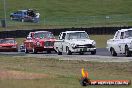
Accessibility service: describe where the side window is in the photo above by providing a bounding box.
[59,33,66,40]
[58,33,62,39]
[24,12,27,15]
[114,31,120,39]
[62,33,66,40]
[17,11,22,14]
[120,32,124,39]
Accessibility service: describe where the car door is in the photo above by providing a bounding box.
[119,32,126,53]
[112,31,122,53]
[18,11,23,19]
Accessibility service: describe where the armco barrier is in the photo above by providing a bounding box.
[0,26,131,38]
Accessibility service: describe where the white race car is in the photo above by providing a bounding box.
[54,31,96,55]
[107,28,132,57]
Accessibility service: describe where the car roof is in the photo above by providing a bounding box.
[119,28,132,32]
[64,31,86,33]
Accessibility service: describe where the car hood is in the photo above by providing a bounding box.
[66,39,94,45]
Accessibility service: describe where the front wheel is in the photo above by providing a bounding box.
[25,48,29,53]
[56,48,62,55]
[125,46,131,57]
[66,47,72,55]
[32,47,37,54]
[110,48,117,56]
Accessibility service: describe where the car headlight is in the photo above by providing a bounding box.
[92,41,96,46]
[71,43,76,47]
[36,42,40,46]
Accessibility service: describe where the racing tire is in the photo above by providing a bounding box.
[56,48,62,55]
[25,48,29,53]
[125,46,131,57]
[110,48,117,56]
[21,18,24,22]
[32,47,37,54]
[57,50,62,55]
[91,50,96,55]
[66,47,72,55]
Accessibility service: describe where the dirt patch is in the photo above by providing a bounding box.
[0,70,48,79]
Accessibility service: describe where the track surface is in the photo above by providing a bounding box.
[0,48,132,62]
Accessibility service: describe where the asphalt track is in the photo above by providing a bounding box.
[0,48,132,62]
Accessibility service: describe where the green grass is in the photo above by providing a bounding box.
[0,56,131,88]
[90,35,113,48]
[1,0,132,29]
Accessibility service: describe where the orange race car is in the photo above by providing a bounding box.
[0,38,18,52]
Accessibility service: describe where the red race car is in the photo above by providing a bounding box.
[24,31,56,53]
[0,38,18,52]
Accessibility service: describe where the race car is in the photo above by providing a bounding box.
[0,38,18,52]
[24,31,56,53]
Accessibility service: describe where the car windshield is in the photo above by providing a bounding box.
[34,32,54,39]
[125,30,132,38]
[66,32,89,39]
[0,39,15,44]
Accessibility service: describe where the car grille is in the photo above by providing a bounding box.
[45,41,54,47]
[76,44,94,48]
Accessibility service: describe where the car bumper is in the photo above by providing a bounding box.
[70,47,96,52]
[35,46,55,51]
[0,47,18,52]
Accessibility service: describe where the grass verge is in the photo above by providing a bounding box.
[0,56,131,88]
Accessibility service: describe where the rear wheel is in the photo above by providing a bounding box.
[56,47,62,55]
[125,46,131,57]
[66,47,72,55]
[91,50,96,55]
[110,48,117,56]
